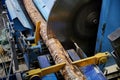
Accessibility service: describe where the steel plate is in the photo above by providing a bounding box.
[47,0,101,56]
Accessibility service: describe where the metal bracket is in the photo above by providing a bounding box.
[35,21,41,44]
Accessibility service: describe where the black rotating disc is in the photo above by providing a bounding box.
[47,0,101,56]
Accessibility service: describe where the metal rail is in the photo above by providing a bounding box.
[23,0,85,80]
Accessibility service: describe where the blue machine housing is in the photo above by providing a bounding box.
[33,0,55,20]
[5,0,40,70]
[95,0,120,66]
[6,0,33,32]
[96,0,120,53]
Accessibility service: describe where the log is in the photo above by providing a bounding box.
[23,0,85,80]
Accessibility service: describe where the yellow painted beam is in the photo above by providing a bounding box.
[35,21,41,44]
[26,62,66,79]
[72,56,97,67]
[40,62,65,77]
[72,52,109,67]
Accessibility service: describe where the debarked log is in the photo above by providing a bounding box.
[23,0,86,80]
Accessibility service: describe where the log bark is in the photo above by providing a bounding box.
[23,0,86,80]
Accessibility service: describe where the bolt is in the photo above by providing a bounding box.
[92,18,98,24]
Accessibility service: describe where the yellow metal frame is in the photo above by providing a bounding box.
[26,62,66,79]
[72,52,108,67]
[35,21,41,44]
[25,52,109,79]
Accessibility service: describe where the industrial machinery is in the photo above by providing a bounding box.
[0,0,120,80]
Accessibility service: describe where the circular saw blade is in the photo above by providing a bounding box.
[47,0,101,56]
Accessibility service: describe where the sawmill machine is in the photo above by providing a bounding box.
[0,0,120,80]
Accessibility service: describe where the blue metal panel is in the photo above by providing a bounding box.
[13,18,28,31]
[33,0,55,20]
[0,74,17,80]
[1,0,5,5]
[24,52,39,69]
[81,65,107,80]
[24,53,30,69]
[95,0,120,52]
[95,0,120,66]
[38,55,57,80]
[5,0,32,30]
[67,49,80,61]
[67,49,107,80]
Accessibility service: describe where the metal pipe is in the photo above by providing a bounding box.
[6,53,13,80]
[23,0,85,80]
